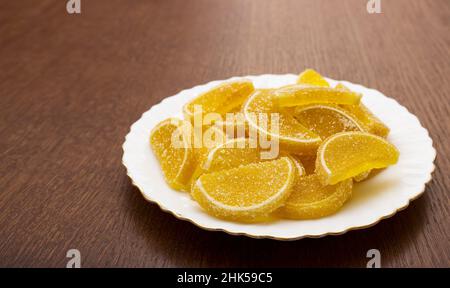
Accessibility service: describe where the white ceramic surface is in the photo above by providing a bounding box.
[122,74,436,240]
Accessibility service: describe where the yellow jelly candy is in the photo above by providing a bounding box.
[336,83,390,137]
[274,85,362,107]
[292,152,369,181]
[353,170,371,182]
[243,89,321,155]
[195,138,261,177]
[150,118,196,191]
[294,104,366,139]
[192,124,228,170]
[294,102,372,181]
[191,157,296,222]
[315,132,399,185]
[278,175,352,219]
[183,80,254,123]
[213,113,249,139]
[291,73,372,180]
[150,70,400,223]
[295,72,376,178]
[193,138,306,182]
[297,69,330,87]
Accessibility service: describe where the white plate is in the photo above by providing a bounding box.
[122,74,436,240]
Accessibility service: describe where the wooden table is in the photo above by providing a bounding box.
[0,0,448,268]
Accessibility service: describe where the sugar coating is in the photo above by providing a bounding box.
[316,132,399,185]
[297,69,331,87]
[243,89,321,154]
[183,80,254,122]
[278,174,353,219]
[149,71,399,223]
[274,85,362,107]
[294,104,365,139]
[191,157,295,222]
[150,118,196,191]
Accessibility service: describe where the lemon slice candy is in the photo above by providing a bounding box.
[191,157,296,221]
[336,83,390,137]
[191,124,228,175]
[243,89,321,154]
[315,132,399,185]
[150,118,196,191]
[193,139,305,182]
[295,71,388,137]
[294,104,366,139]
[197,138,261,176]
[213,112,248,139]
[278,175,353,220]
[183,79,254,123]
[274,85,362,107]
[353,170,371,182]
[297,69,330,87]
[293,72,375,181]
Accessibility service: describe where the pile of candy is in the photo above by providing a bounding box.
[150,70,399,222]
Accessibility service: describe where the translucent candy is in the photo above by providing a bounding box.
[213,112,249,139]
[243,89,321,154]
[150,118,196,191]
[353,170,371,182]
[183,80,254,123]
[278,175,353,219]
[194,138,261,178]
[290,153,369,182]
[336,83,390,137]
[274,85,362,107]
[297,69,330,87]
[193,138,305,182]
[315,132,399,185]
[294,104,366,139]
[295,72,388,137]
[150,71,399,223]
[191,157,296,222]
[191,124,228,174]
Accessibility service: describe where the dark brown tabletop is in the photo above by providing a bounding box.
[0,0,449,268]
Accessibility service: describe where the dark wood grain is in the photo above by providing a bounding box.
[0,0,448,268]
